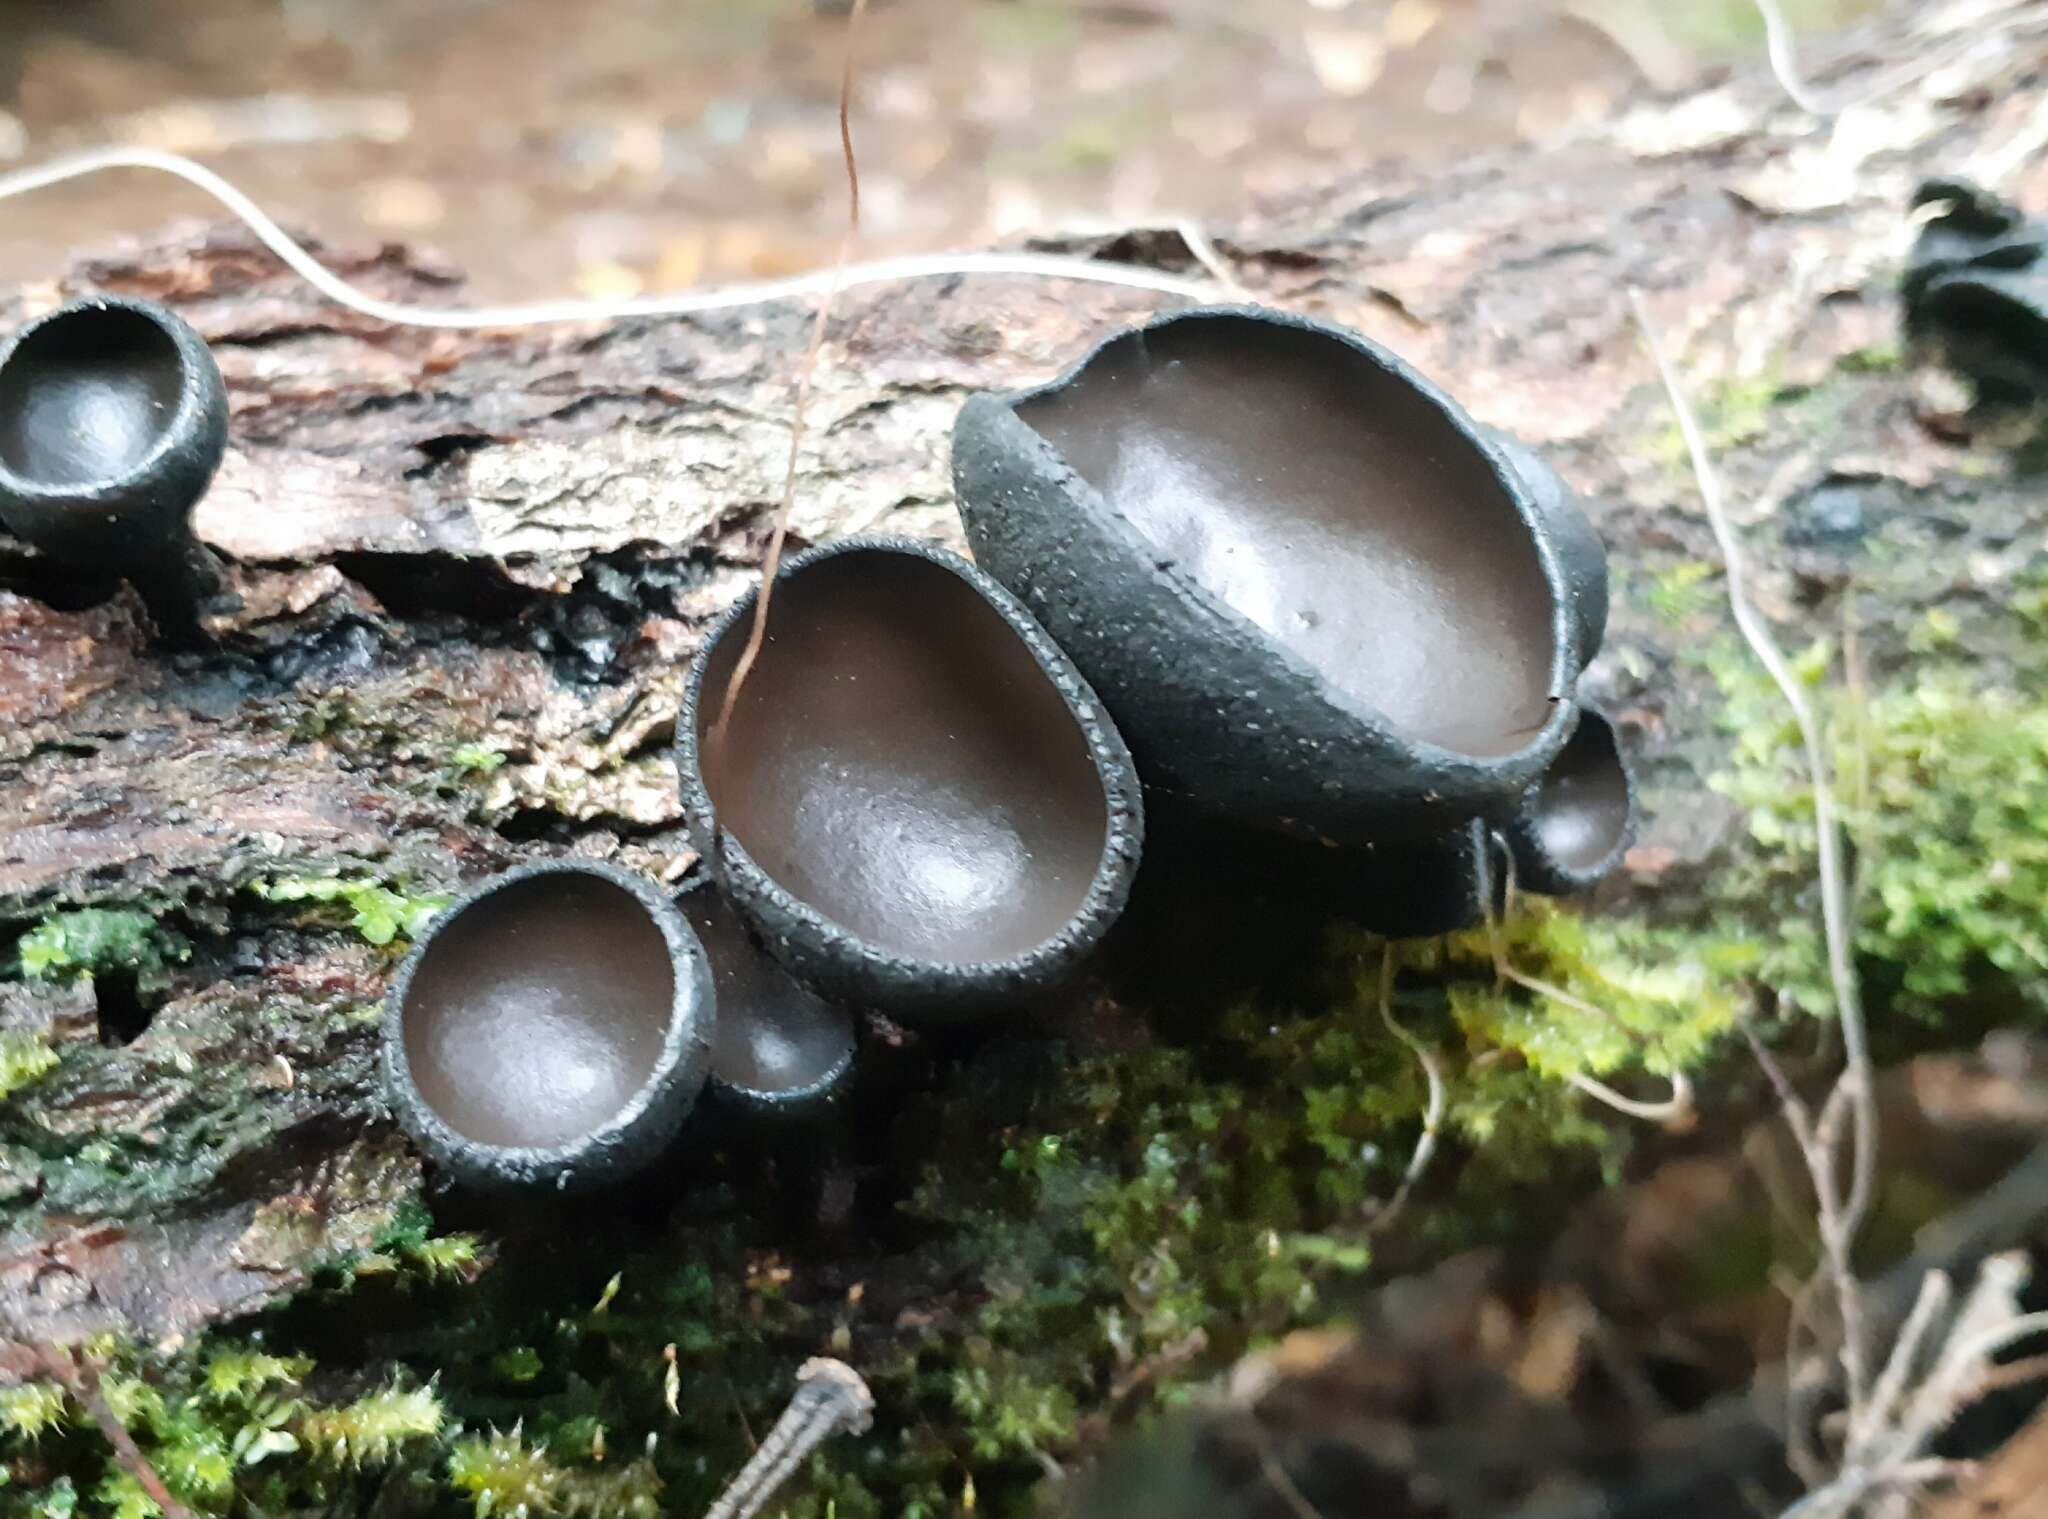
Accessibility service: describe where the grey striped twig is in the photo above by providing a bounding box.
[703,1359,875,1519]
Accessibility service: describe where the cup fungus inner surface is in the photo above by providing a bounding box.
[688,891,854,1095]
[1532,716,1629,873]
[1016,317,1557,756]
[401,874,675,1149]
[697,551,1108,963]
[0,307,185,490]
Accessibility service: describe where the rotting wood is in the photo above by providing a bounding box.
[1,0,2046,1356]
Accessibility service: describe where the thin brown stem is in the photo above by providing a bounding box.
[708,0,868,750]
[34,1346,195,1519]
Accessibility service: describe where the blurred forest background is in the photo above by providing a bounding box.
[1,0,1877,296]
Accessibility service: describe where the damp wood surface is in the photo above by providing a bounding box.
[3,2,2048,1512]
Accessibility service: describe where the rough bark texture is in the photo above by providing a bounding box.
[0,0,2044,1405]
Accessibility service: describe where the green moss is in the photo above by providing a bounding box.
[1647,368,1794,466]
[445,1429,662,1519]
[1837,339,1905,374]
[16,909,187,988]
[448,745,507,777]
[248,876,451,948]
[1432,910,1751,1085]
[1704,637,2048,1022]
[0,1031,60,1102]
[202,1352,310,1406]
[297,1385,447,1468]
[488,1349,542,1387]
[407,1235,490,1285]
[16,1476,77,1518]
[877,904,1749,1496]
[0,889,1756,1519]
[1645,561,1722,626]
[445,1429,562,1518]
[93,1470,163,1519]
[0,1384,67,1444]
[951,1358,1077,1465]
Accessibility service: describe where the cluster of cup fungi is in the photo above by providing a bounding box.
[0,294,1636,1196]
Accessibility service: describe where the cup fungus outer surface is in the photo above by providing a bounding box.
[1346,817,1505,939]
[952,304,1592,845]
[683,883,858,1125]
[1505,707,1636,898]
[0,296,229,566]
[676,535,1145,1023]
[383,860,715,1193]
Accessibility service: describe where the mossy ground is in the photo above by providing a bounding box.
[1,862,1744,1519]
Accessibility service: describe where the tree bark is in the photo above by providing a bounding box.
[2,0,2046,1354]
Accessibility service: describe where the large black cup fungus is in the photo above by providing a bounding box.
[1503,707,1635,898]
[683,884,858,1125]
[952,305,1595,845]
[1483,428,1608,673]
[0,296,229,643]
[1903,178,2048,399]
[1342,818,1503,939]
[677,536,1144,1022]
[383,861,715,1192]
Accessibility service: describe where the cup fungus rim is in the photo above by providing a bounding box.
[676,533,1145,1009]
[713,1010,858,1112]
[0,295,226,511]
[974,303,1580,782]
[1504,705,1637,897]
[382,858,716,1187]
[678,877,859,1116]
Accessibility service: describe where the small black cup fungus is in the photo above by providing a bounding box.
[953,305,1596,844]
[684,885,858,1124]
[1904,178,2048,399]
[383,861,715,1192]
[1503,707,1635,897]
[677,536,1144,1021]
[0,297,229,642]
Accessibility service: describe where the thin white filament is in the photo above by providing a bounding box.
[1752,0,2048,120]
[1753,0,1830,115]
[0,146,1217,328]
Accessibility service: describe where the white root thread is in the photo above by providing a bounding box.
[0,147,1217,329]
[1632,289,1875,1420]
[1368,946,1446,1235]
[1561,1068,1697,1125]
[1752,0,2048,120]
[1752,0,1832,115]
[1478,836,1698,1130]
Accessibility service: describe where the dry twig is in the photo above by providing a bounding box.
[701,1359,875,1519]
[33,1345,196,1519]
[1780,1257,2048,1519]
